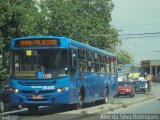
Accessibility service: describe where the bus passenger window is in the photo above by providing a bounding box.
[100,64,106,73]
[94,63,100,73]
[94,53,98,62]
[86,51,93,61]
[103,56,106,63]
[99,54,102,62]
[78,60,87,71]
[111,57,116,74]
[87,61,93,72]
[78,60,83,71]
[69,48,77,77]
[107,57,111,73]
[78,49,86,60]
[69,48,77,68]
[106,64,109,73]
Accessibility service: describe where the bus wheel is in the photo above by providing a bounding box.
[0,101,5,113]
[28,105,38,114]
[77,96,83,109]
[91,100,96,105]
[103,88,109,104]
[16,105,22,110]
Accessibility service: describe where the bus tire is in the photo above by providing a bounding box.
[77,87,85,109]
[80,87,85,101]
[117,94,119,98]
[103,88,109,104]
[77,95,83,109]
[28,105,38,114]
[0,100,5,113]
[16,105,22,110]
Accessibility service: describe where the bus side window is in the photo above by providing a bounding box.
[87,61,93,72]
[78,60,87,71]
[106,56,110,73]
[108,57,112,73]
[69,48,77,76]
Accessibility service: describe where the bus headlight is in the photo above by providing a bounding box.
[15,89,19,93]
[57,87,69,92]
[10,88,20,93]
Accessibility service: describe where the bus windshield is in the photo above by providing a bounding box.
[11,49,68,79]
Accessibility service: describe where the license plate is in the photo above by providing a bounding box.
[120,92,125,94]
[32,95,43,99]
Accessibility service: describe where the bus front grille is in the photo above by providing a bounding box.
[18,81,56,86]
[21,90,55,94]
[27,98,48,101]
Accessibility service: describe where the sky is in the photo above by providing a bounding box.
[111,0,160,65]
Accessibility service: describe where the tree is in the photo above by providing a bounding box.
[40,0,120,50]
[116,49,133,65]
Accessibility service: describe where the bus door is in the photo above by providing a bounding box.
[69,45,79,103]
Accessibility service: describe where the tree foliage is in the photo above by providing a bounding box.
[116,49,133,65]
[40,0,120,50]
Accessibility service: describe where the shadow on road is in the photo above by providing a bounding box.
[9,102,102,116]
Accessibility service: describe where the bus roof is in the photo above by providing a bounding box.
[67,37,116,57]
[11,36,116,57]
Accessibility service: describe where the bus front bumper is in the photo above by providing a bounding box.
[10,91,70,106]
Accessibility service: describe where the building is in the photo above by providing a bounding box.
[141,60,160,81]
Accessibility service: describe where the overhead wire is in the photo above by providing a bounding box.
[118,32,160,39]
[115,22,160,28]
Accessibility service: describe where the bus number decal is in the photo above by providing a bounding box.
[42,86,55,90]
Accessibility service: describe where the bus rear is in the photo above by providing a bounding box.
[9,37,71,112]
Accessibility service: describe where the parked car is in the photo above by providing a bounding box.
[116,81,135,97]
[133,80,148,93]
[0,81,22,113]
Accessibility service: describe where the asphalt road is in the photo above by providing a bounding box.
[74,98,160,120]
[110,98,160,114]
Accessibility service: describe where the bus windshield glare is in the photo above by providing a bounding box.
[11,49,68,79]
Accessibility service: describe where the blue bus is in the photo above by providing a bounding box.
[9,36,118,113]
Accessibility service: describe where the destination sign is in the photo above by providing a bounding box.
[15,39,60,47]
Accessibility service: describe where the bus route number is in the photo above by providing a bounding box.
[42,86,55,90]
